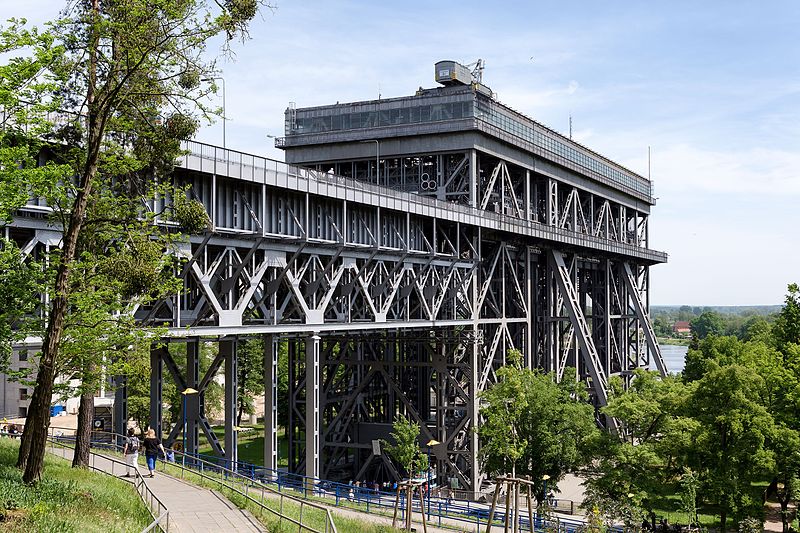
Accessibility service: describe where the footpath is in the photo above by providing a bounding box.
[48,446,264,532]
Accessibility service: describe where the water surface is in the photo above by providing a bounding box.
[659,344,688,374]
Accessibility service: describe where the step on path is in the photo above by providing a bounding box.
[48,447,264,532]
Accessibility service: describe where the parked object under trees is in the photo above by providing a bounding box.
[0,0,269,484]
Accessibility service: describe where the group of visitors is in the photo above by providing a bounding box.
[0,422,21,438]
[123,427,166,478]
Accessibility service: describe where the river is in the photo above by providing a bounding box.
[659,343,689,374]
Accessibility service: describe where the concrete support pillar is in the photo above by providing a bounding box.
[264,334,279,478]
[185,338,200,456]
[222,338,238,470]
[149,346,163,438]
[305,333,321,488]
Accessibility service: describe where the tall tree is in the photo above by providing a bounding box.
[584,371,698,527]
[688,363,775,532]
[1,0,266,483]
[690,310,725,339]
[774,283,800,349]
[478,353,598,504]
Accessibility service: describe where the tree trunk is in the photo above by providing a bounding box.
[236,402,243,427]
[19,0,102,484]
[720,508,727,533]
[779,499,789,533]
[16,406,37,469]
[72,391,94,468]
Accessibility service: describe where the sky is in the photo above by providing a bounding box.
[4,1,800,306]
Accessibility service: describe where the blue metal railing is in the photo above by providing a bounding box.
[45,426,606,533]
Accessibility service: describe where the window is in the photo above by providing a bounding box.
[18,406,27,417]
[19,388,28,400]
[18,349,27,362]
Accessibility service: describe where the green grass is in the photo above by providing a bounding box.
[649,481,768,530]
[656,337,691,346]
[0,438,152,532]
[197,424,289,467]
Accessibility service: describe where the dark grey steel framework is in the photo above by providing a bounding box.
[5,81,666,494]
[276,82,667,491]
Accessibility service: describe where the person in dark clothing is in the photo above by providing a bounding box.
[142,428,165,478]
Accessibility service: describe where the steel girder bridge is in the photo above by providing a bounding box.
[6,74,667,496]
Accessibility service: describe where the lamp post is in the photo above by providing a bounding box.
[181,387,199,466]
[359,140,380,185]
[426,438,440,520]
[201,76,226,149]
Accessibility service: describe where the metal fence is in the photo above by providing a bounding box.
[47,426,599,533]
[44,431,169,532]
[50,427,337,533]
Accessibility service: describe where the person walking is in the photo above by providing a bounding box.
[123,428,141,477]
[142,428,165,478]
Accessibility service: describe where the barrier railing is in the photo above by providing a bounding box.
[49,427,337,533]
[44,431,169,532]
[46,426,596,533]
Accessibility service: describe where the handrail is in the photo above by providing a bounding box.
[178,140,668,263]
[52,427,337,533]
[45,431,169,532]
[49,427,597,533]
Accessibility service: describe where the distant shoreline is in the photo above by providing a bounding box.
[657,337,691,346]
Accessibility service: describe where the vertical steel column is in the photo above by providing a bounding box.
[305,333,321,488]
[222,338,238,470]
[149,346,163,437]
[264,334,279,478]
[469,149,477,208]
[469,227,481,494]
[113,376,127,442]
[186,338,200,456]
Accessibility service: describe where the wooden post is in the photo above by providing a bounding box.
[527,481,535,533]
[392,485,402,529]
[418,485,428,533]
[485,477,502,533]
[504,479,512,533]
[406,484,413,532]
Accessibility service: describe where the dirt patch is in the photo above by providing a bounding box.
[0,508,29,523]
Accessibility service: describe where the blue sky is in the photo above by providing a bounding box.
[5,1,800,306]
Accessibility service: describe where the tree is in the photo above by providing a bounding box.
[688,363,775,532]
[771,425,800,533]
[384,415,426,479]
[236,337,265,426]
[1,0,266,483]
[478,353,598,504]
[690,310,725,339]
[774,283,800,349]
[0,242,43,375]
[584,371,697,527]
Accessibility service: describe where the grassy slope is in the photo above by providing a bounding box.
[0,438,152,533]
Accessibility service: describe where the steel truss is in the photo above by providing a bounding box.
[7,140,665,495]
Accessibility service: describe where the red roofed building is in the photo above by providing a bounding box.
[673,321,691,336]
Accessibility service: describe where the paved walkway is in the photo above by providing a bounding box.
[764,497,795,533]
[48,446,264,532]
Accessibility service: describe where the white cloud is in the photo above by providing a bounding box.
[637,144,800,196]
